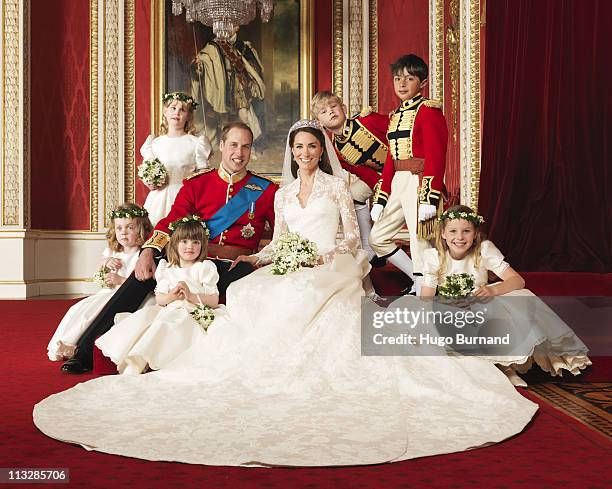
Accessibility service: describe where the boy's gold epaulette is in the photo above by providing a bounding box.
[424,99,443,109]
[185,168,214,180]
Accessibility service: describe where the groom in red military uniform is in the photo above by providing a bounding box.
[62,122,277,374]
[312,91,389,264]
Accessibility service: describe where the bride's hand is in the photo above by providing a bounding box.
[229,255,259,270]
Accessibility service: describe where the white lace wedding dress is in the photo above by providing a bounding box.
[34,170,537,466]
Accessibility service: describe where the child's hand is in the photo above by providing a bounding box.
[472,285,496,298]
[105,258,122,271]
[104,272,124,287]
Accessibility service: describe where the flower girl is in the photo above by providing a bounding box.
[420,205,591,385]
[139,92,212,225]
[47,204,152,360]
[95,216,220,374]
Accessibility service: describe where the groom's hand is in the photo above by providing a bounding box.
[229,255,259,270]
[135,248,156,281]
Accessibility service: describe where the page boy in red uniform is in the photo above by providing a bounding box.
[312,91,388,263]
[369,54,448,294]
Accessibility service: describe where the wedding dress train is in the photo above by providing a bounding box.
[34,170,537,466]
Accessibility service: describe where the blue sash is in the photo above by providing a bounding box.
[206,175,270,239]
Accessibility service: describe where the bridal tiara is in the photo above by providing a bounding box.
[289,119,321,133]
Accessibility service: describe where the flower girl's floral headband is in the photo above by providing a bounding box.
[109,206,149,220]
[437,209,485,226]
[168,214,210,238]
[162,92,199,110]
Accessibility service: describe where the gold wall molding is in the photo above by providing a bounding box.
[299,0,315,117]
[429,0,444,103]
[335,0,377,114]
[90,0,99,231]
[368,0,378,111]
[459,0,481,210]
[1,0,27,227]
[124,0,136,203]
[348,0,363,115]
[332,0,343,100]
[104,0,120,227]
[150,0,164,135]
[447,0,459,139]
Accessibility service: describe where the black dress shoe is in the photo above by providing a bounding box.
[61,358,91,374]
[369,256,387,268]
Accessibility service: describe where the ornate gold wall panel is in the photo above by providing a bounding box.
[429,0,444,103]
[124,0,135,203]
[104,0,120,227]
[299,0,315,117]
[368,0,378,111]
[459,0,481,210]
[90,0,99,231]
[348,0,363,115]
[332,0,343,100]
[2,0,24,227]
[447,0,459,140]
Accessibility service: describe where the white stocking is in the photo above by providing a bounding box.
[355,203,375,261]
[387,249,414,280]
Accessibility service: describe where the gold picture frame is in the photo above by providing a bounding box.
[150,0,314,177]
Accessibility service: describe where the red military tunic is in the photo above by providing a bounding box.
[331,109,390,190]
[375,95,448,208]
[143,166,277,255]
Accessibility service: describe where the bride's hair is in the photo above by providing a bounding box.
[288,126,335,179]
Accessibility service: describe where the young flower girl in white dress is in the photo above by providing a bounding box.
[95,216,220,374]
[420,205,591,385]
[47,204,152,361]
[140,92,212,225]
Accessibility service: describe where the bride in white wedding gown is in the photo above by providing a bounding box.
[34,120,537,467]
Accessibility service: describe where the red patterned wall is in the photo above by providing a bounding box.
[377,0,430,114]
[30,0,90,230]
[135,0,152,206]
[314,0,333,94]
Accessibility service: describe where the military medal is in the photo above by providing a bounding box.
[248,202,255,220]
[241,222,255,239]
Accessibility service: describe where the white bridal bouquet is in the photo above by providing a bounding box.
[137,158,167,188]
[191,304,215,331]
[437,273,476,298]
[271,232,319,275]
[93,267,110,288]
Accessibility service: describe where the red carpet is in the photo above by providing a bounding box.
[1,299,610,488]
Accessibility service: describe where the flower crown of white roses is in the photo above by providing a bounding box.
[438,210,484,226]
[163,92,198,109]
[168,214,210,237]
[109,207,149,220]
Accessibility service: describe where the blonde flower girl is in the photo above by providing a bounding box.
[47,204,152,361]
[140,92,212,225]
[420,205,591,386]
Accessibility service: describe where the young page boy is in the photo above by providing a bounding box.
[312,91,388,263]
[369,54,448,294]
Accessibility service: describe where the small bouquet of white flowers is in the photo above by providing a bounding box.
[437,273,475,298]
[93,267,111,288]
[137,157,167,188]
[191,304,215,331]
[271,232,318,275]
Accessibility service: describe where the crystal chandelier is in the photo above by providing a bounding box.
[172,0,274,40]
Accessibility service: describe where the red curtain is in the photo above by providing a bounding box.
[479,0,611,272]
